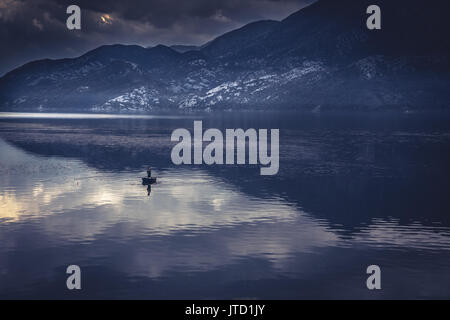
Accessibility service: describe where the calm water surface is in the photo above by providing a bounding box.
[0,112,449,299]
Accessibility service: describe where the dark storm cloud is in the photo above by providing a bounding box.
[0,0,315,75]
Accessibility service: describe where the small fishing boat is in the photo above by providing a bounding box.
[142,177,157,185]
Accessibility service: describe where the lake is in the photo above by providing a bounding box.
[0,111,449,299]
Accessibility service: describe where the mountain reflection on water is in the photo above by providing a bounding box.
[0,112,449,299]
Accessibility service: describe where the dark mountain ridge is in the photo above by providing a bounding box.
[1,0,449,112]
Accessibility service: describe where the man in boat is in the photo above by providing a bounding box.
[147,166,152,178]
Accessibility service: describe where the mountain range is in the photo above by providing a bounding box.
[1,0,449,112]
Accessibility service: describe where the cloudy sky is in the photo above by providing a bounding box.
[0,0,315,75]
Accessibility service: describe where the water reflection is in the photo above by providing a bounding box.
[0,112,192,120]
[1,113,450,299]
[1,137,450,265]
[0,139,298,234]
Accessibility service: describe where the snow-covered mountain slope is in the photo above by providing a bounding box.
[1,0,449,112]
